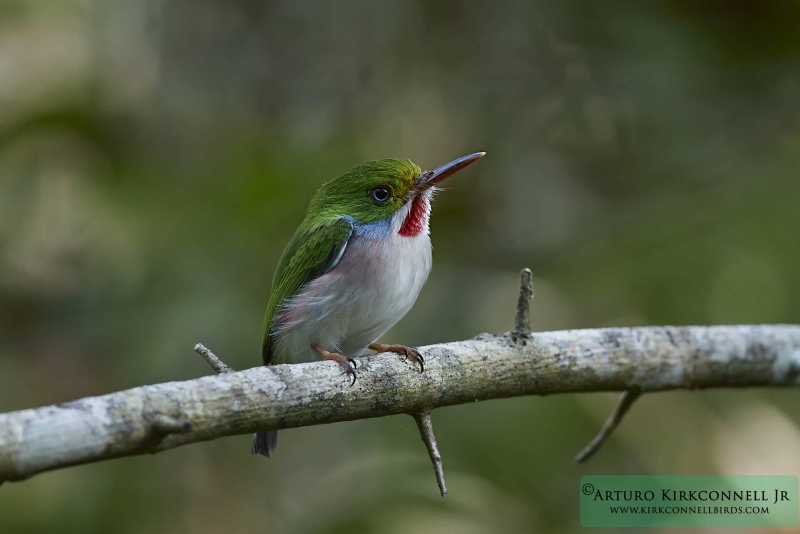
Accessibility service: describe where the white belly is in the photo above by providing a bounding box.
[272,226,432,363]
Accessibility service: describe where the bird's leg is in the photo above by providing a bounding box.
[311,343,357,386]
[369,343,424,373]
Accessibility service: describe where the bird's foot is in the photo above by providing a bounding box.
[311,343,357,386]
[368,343,424,373]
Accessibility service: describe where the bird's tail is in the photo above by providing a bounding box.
[252,430,278,457]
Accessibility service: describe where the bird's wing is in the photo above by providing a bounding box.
[261,216,355,365]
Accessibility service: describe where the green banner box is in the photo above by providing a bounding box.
[580,475,798,528]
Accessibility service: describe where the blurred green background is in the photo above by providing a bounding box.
[1,0,799,532]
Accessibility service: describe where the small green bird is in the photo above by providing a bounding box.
[253,152,485,457]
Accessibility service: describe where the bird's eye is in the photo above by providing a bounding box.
[370,186,392,204]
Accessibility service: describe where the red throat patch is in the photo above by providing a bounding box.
[398,196,430,237]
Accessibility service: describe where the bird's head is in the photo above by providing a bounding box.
[309,152,485,237]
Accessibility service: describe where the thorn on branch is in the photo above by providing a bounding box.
[575,388,642,463]
[512,268,534,340]
[412,410,447,497]
[194,343,234,374]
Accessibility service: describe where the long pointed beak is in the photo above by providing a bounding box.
[417,151,486,191]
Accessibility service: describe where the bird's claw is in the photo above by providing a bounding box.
[311,343,358,386]
[368,343,424,373]
[401,347,424,373]
[409,349,424,373]
[344,359,357,386]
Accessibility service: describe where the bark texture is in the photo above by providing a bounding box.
[1,325,799,483]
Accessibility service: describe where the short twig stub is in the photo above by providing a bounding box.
[575,388,642,463]
[194,343,234,374]
[512,268,534,339]
[413,411,447,496]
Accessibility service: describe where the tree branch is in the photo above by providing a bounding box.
[1,324,799,484]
